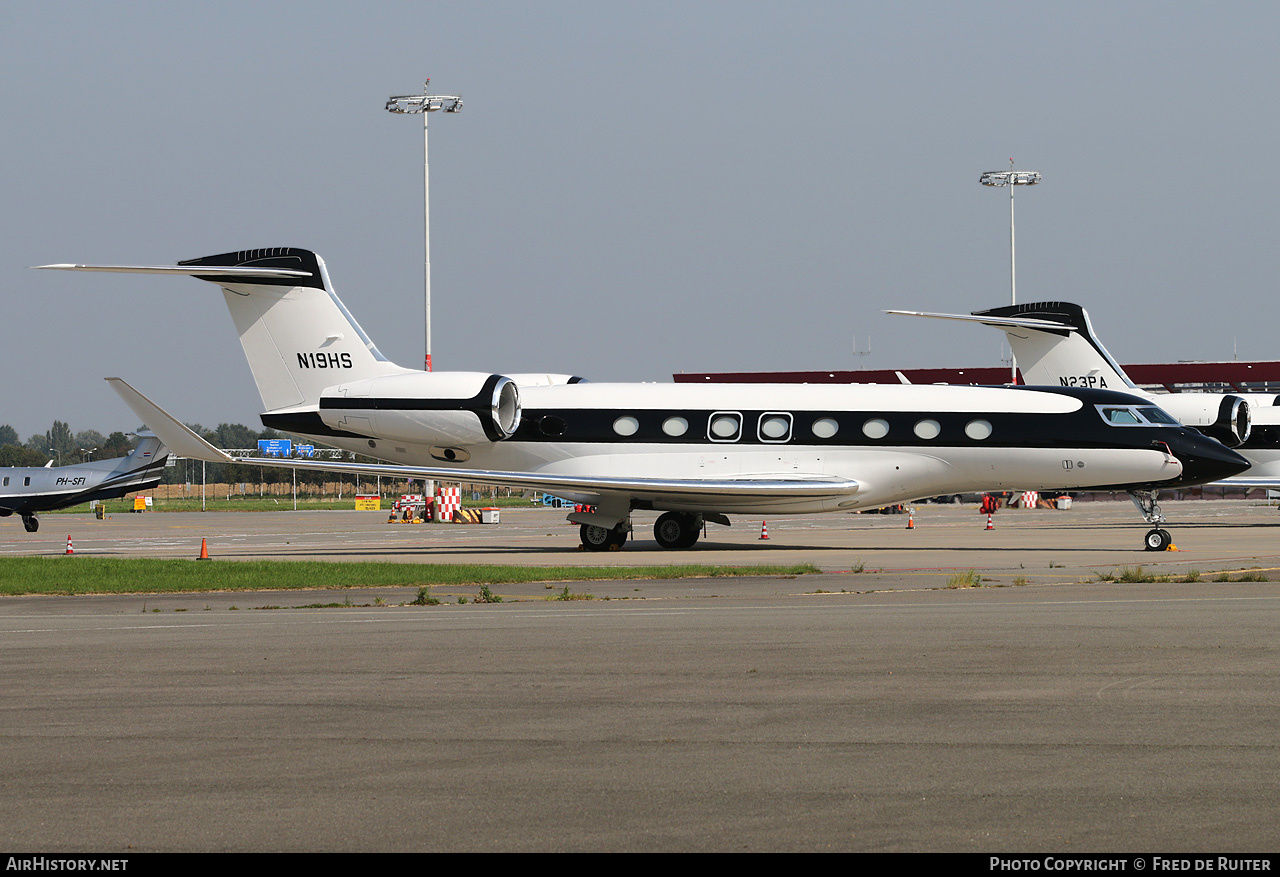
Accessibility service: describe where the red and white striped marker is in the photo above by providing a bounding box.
[984,513,994,531]
[906,510,915,529]
[65,535,74,555]
[759,520,769,540]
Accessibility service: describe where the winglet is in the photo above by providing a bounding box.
[105,378,233,464]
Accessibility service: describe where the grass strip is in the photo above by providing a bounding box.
[0,557,821,596]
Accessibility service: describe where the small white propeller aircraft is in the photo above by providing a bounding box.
[40,249,1248,551]
[888,301,1277,534]
[0,436,167,532]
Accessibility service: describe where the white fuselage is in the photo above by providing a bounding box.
[278,380,1194,515]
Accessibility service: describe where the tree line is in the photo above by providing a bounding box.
[0,420,319,485]
[2,420,524,501]
[0,420,136,468]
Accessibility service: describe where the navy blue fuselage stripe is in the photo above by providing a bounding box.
[272,405,1176,451]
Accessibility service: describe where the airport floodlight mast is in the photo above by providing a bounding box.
[980,160,1041,382]
[386,80,463,372]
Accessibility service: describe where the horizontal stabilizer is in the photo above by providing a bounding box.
[884,309,1077,334]
[36,264,311,279]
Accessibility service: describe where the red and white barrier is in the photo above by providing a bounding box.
[435,487,461,522]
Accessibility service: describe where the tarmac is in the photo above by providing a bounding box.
[5,497,1280,589]
[2,498,1279,851]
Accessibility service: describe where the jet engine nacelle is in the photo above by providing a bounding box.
[1156,393,1251,447]
[318,372,521,446]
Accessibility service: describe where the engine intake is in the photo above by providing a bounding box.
[1154,393,1251,448]
[318,372,521,445]
[1205,395,1251,447]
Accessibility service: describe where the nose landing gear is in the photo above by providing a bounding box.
[1132,490,1174,551]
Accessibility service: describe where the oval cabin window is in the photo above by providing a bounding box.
[709,414,741,440]
[811,417,839,439]
[965,419,992,440]
[759,414,791,441]
[662,416,689,437]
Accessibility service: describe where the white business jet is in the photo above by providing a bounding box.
[40,249,1248,552]
[888,301,1277,540]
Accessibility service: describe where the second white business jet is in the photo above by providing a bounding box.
[889,301,1277,541]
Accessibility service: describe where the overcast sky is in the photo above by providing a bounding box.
[4,1,1277,439]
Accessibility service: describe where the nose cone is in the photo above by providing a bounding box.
[1165,430,1251,486]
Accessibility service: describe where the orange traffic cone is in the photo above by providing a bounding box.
[65,535,74,555]
[760,520,769,540]
[906,510,915,529]
[984,513,994,530]
[196,538,210,561]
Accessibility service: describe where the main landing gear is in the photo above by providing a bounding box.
[579,522,628,552]
[22,514,39,533]
[653,512,702,550]
[577,512,712,551]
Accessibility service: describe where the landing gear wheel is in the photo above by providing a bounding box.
[22,515,38,533]
[580,523,628,552]
[653,512,701,550]
[1143,528,1171,552]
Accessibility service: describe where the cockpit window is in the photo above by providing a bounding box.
[1098,405,1168,426]
[1101,407,1142,424]
[1137,406,1180,425]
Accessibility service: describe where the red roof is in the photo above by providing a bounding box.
[674,362,1280,394]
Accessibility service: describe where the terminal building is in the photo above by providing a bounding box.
[674,361,1280,396]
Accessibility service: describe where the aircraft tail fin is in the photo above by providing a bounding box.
[886,302,1135,391]
[971,302,1135,391]
[127,433,168,464]
[41,248,411,411]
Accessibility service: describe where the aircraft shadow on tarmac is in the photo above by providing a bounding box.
[979,519,1280,531]
[242,538,1222,558]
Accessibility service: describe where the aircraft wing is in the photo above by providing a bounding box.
[106,379,236,463]
[193,456,860,502]
[1212,477,1280,490]
[106,379,859,503]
